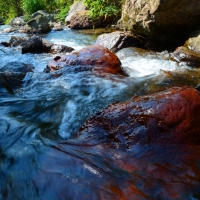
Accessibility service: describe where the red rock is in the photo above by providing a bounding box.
[45,44,126,76]
[77,86,200,147]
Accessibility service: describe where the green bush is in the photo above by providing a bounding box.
[56,6,70,22]
[22,0,45,15]
[84,0,122,18]
[56,0,74,22]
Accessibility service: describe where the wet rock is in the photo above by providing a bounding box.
[77,86,200,148]
[171,46,200,67]
[21,36,74,54]
[45,44,126,76]
[195,83,200,91]
[10,16,25,26]
[22,36,52,54]
[52,24,63,31]
[70,11,116,29]
[0,62,34,94]
[65,0,87,24]
[0,61,34,73]
[184,30,200,53]
[9,36,27,47]
[1,35,74,55]
[95,31,144,53]
[24,10,56,33]
[3,27,16,33]
[50,44,74,54]
[118,0,200,50]
[0,42,10,47]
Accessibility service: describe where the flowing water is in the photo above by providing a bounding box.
[0,27,200,199]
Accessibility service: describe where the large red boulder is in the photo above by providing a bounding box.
[77,86,200,148]
[45,44,126,76]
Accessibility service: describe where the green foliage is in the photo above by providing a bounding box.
[84,0,122,18]
[56,6,70,22]
[56,0,74,22]
[24,15,31,22]
[22,0,45,15]
[0,0,71,23]
[0,0,23,23]
[5,10,16,24]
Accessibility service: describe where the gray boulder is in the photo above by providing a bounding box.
[9,36,27,47]
[65,0,87,24]
[95,31,144,53]
[10,16,25,26]
[22,36,53,54]
[24,10,56,33]
[118,0,200,50]
[21,36,74,54]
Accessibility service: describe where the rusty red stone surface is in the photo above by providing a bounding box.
[77,86,200,147]
[46,44,126,76]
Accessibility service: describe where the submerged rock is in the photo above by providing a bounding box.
[45,44,126,76]
[0,61,34,73]
[118,0,200,50]
[171,46,200,67]
[77,86,200,148]
[95,31,144,53]
[0,61,34,94]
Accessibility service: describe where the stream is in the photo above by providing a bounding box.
[0,26,200,200]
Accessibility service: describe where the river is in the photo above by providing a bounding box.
[0,26,200,200]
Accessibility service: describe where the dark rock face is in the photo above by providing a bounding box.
[22,36,52,54]
[95,31,144,53]
[1,42,10,47]
[0,62,34,94]
[24,10,56,33]
[171,46,200,67]
[9,36,27,47]
[45,44,126,76]
[77,86,200,148]
[0,62,34,73]
[70,10,116,29]
[118,0,200,50]
[50,44,74,54]
[1,36,74,55]
[20,36,74,54]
